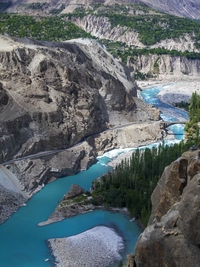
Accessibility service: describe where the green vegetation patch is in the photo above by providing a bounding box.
[174,101,189,111]
[0,14,91,41]
[59,194,89,207]
[100,39,200,66]
[66,4,200,47]
[103,13,200,46]
[92,142,192,226]
[185,92,200,144]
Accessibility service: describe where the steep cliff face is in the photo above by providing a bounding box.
[73,15,198,53]
[73,15,145,48]
[0,35,140,162]
[0,35,161,223]
[71,15,200,79]
[128,54,200,79]
[133,149,200,267]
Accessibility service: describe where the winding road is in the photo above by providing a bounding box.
[1,119,186,165]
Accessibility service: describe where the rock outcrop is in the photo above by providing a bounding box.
[73,15,145,48]
[0,34,159,163]
[0,184,26,224]
[132,149,200,267]
[0,165,28,223]
[128,54,200,79]
[63,184,85,200]
[39,184,95,226]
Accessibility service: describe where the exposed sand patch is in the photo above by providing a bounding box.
[157,81,200,105]
[48,226,124,267]
[138,79,200,105]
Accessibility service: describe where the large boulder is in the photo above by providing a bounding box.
[63,184,85,200]
[133,150,200,267]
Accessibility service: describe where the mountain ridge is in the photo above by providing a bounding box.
[2,0,200,19]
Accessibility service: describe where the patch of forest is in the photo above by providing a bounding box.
[91,142,192,227]
[1,12,200,69]
[185,92,200,144]
[174,101,189,111]
[100,40,200,64]
[66,4,200,47]
[0,14,91,41]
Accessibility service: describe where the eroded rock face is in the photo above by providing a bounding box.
[133,150,200,267]
[0,184,25,224]
[74,15,199,53]
[128,54,200,79]
[0,35,161,224]
[0,35,157,163]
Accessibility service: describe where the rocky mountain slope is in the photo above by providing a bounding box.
[3,0,200,19]
[0,35,134,162]
[140,0,200,20]
[130,149,200,267]
[128,54,200,80]
[71,11,200,79]
[2,3,200,80]
[0,35,162,223]
[73,15,199,53]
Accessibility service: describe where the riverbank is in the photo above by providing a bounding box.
[48,226,125,267]
[137,79,200,105]
[0,120,165,225]
[37,80,187,266]
[106,138,176,169]
[0,80,188,267]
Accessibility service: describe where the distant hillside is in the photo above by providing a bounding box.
[1,4,200,50]
[1,2,200,80]
[140,0,200,20]
[2,0,200,20]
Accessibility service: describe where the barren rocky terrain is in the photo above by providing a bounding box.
[0,35,162,223]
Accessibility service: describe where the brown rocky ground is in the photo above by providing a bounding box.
[131,149,200,267]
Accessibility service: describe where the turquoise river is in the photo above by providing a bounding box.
[0,84,188,267]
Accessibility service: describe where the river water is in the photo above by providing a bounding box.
[0,85,188,267]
